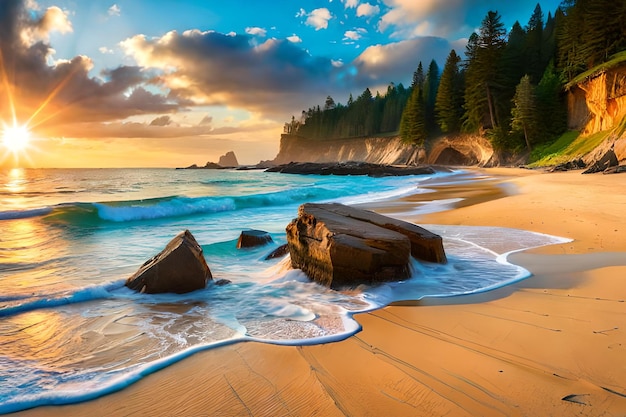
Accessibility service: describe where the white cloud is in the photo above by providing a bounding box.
[331,59,344,67]
[99,46,114,54]
[343,0,358,8]
[305,8,332,30]
[21,6,72,45]
[378,0,472,38]
[351,36,452,85]
[356,3,380,17]
[287,34,302,43]
[295,8,306,18]
[245,27,267,37]
[343,30,361,41]
[108,4,121,17]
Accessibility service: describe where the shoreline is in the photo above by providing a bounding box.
[14,168,626,416]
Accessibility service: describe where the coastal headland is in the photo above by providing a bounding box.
[15,168,626,416]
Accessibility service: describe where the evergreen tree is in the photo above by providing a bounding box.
[412,62,425,89]
[535,61,566,141]
[423,59,440,133]
[324,95,336,110]
[435,49,463,133]
[511,75,537,151]
[541,12,557,71]
[524,3,544,83]
[499,21,527,129]
[463,11,507,131]
[400,65,427,145]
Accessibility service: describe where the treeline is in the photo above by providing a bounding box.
[286,0,626,152]
[284,84,411,139]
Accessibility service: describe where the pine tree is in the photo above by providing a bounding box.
[423,59,440,133]
[435,49,463,133]
[535,61,566,141]
[463,11,507,131]
[511,75,537,151]
[400,73,427,145]
[524,3,544,83]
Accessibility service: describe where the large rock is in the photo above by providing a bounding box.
[126,230,212,294]
[286,203,446,288]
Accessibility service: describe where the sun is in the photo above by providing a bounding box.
[2,124,31,153]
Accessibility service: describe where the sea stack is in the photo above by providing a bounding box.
[218,151,239,167]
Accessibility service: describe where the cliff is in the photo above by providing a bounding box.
[273,135,424,165]
[273,134,500,167]
[273,65,626,169]
[567,63,626,164]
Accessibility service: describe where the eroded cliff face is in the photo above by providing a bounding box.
[273,135,424,165]
[567,65,626,163]
[568,67,626,134]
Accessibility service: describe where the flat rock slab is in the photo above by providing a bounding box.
[286,203,446,288]
[267,161,442,177]
[126,230,212,294]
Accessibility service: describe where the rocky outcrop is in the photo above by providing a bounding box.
[286,203,446,289]
[126,230,212,294]
[567,66,626,134]
[218,151,239,167]
[427,134,495,166]
[266,161,442,176]
[273,135,423,165]
[237,229,273,248]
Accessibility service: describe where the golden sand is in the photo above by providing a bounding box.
[15,169,626,416]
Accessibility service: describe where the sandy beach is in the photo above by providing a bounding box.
[13,168,626,416]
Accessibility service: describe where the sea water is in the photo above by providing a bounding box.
[0,167,568,413]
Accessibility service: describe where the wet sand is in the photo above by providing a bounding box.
[14,168,626,416]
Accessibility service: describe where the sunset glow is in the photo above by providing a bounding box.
[0,0,562,167]
[2,124,30,153]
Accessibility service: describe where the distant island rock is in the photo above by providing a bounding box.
[266,161,447,177]
[177,151,240,169]
[218,151,239,167]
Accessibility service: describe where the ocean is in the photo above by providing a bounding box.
[0,167,568,413]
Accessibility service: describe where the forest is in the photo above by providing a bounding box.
[284,0,626,153]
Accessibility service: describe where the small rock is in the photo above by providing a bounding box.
[237,229,273,249]
[264,244,289,260]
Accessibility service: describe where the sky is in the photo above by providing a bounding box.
[0,0,562,168]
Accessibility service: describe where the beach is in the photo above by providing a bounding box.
[13,168,626,416]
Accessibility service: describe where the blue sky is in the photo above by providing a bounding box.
[1,0,562,167]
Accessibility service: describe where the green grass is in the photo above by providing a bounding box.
[528,131,580,164]
[528,129,612,167]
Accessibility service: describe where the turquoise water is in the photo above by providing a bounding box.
[0,168,567,413]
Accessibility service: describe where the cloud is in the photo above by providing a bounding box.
[99,46,114,54]
[199,115,213,125]
[108,4,120,17]
[343,0,358,8]
[287,34,302,43]
[120,29,343,117]
[245,26,266,37]
[343,30,362,41]
[351,36,452,86]
[0,0,181,133]
[377,0,549,39]
[149,115,172,126]
[305,8,332,30]
[356,3,380,18]
[20,5,72,45]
